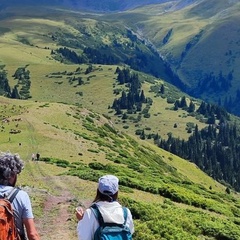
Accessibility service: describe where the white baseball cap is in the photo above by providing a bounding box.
[98,175,119,195]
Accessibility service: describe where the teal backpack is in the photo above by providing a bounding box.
[91,204,132,240]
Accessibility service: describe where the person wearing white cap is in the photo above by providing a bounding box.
[76,175,134,240]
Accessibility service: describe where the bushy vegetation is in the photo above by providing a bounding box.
[36,118,240,239]
[1,94,240,239]
[122,197,240,240]
[44,152,240,239]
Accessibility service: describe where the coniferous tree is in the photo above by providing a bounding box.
[122,68,131,83]
[130,73,141,91]
[122,113,128,120]
[115,67,121,74]
[85,64,93,74]
[139,90,146,103]
[207,113,216,124]
[117,70,125,84]
[160,84,165,94]
[0,69,11,96]
[112,99,118,109]
[136,102,142,112]
[78,77,84,85]
[120,91,128,109]
[11,86,20,99]
[174,100,179,111]
[127,92,134,110]
[188,101,195,113]
[156,118,240,190]
[115,105,122,115]
[197,101,207,115]
[180,96,188,109]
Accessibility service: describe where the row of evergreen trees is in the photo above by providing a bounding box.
[55,47,120,65]
[112,68,148,115]
[111,69,239,190]
[154,101,240,190]
[140,97,239,190]
[196,71,233,95]
[0,68,11,96]
[157,122,240,190]
[0,66,31,100]
[54,45,167,78]
[220,88,240,117]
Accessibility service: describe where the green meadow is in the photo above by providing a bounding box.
[0,5,240,239]
[0,97,239,239]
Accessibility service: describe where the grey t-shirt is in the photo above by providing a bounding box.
[0,185,34,236]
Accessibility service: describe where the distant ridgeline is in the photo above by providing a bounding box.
[112,68,240,191]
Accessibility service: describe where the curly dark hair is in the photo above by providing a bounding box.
[0,151,24,185]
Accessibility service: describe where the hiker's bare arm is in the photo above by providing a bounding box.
[23,218,40,240]
[76,207,84,221]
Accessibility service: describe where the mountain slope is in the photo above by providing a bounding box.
[2,0,240,116]
[1,96,240,239]
[115,0,240,115]
[0,4,240,239]
[1,3,240,190]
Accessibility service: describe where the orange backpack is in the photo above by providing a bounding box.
[0,188,21,240]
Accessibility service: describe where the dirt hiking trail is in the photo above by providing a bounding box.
[21,161,96,240]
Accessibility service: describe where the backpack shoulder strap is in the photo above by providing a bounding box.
[7,187,20,203]
[91,204,105,226]
[122,207,128,225]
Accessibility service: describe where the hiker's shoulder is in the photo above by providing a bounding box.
[10,187,31,203]
[95,201,122,207]
[16,187,31,197]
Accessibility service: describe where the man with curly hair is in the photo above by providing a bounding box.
[0,151,40,240]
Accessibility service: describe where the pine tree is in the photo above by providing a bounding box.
[117,70,125,84]
[120,91,128,109]
[140,90,146,103]
[115,67,121,74]
[188,100,195,113]
[11,86,21,99]
[85,64,93,74]
[180,96,188,109]
[174,100,179,111]
[207,113,216,124]
[160,84,165,94]
[0,70,11,96]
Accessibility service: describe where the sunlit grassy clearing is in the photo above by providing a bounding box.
[1,98,122,170]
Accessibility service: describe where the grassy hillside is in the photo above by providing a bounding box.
[0,6,208,141]
[109,0,240,115]
[0,5,240,239]
[0,96,240,239]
